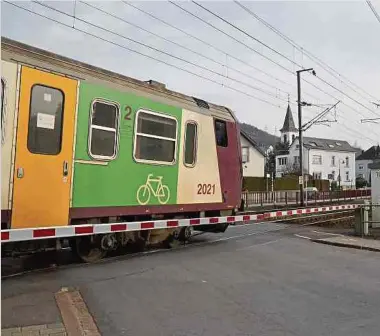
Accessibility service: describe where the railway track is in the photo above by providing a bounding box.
[1,210,355,280]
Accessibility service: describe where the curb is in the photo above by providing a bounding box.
[55,287,101,336]
[311,239,380,252]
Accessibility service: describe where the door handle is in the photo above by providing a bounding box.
[63,161,69,177]
[17,167,24,178]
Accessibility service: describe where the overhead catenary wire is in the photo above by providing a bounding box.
[4,0,283,109]
[367,0,380,24]
[3,1,378,144]
[121,1,293,90]
[186,0,380,119]
[234,0,380,103]
[32,0,288,103]
[80,1,292,101]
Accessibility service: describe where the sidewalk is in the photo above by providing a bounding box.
[312,235,380,252]
[1,286,100,336]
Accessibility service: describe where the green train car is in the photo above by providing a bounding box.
[1,37,242,261]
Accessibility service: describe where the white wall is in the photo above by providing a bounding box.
[275,138,356,189]
[308,149,356,189]
[356,159,372,182]
[275,139,307,177]
[240,135,265,177]
[371,168,380,226]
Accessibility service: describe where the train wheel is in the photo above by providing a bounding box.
[71,236,106,263]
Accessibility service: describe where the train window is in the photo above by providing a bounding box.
[1,78,5,144]
[89,100,119,160]
[134,110,177,164]
[27,85,64,155]
[214,119,228,147]
[184,122,197,167]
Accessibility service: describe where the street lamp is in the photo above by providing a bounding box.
[297,68,316,206]
[338,159,345,190]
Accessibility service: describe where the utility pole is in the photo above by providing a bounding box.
[297,68,316,207]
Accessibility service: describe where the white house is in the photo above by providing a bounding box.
[275,104,357,189]
[369,161,380,226]
[356,146,380,183]
[240,130,265,177]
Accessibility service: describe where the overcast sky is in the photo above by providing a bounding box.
[2,0,380,149]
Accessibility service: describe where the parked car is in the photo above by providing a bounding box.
[304,187,318,200]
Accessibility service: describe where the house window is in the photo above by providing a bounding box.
[293,156,299,164]
[358,173,364,178]
[184,122,197,167]
[345,157,349,167]
[359,164,364,170]
[345,171,350,181]
[89,100,120,160]
[134,110,177,164]
[27,85,64,155]
[292,134,295,142]
[242,146,249,163]
[313,172,322,179]
[278,157,287,166]
[331,156,336,166]
[1,78,5,144]
[312,155,322,165]
[214,119,228,147]
[284,134,288,144]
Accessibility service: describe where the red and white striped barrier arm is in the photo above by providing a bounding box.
[1,204,360,243]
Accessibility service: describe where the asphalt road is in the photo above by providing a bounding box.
[2,222,380,335]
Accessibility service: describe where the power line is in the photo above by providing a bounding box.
[4,0,283,109]
[183,1,379,121]
[33,1,287,102]
[81,1,290,101]
[367,0,380,23]
[234,0,379,103]
[187,0,380,119]
[192,1,300,68]
[4,1,377,144]
[122,1,292,89]
[169,1,296,75]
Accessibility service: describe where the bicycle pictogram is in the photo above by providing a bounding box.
[136,174,170,205]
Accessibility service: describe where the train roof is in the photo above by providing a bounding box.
[1,37,237,122]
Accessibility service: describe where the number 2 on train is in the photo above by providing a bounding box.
[197,183,215,195]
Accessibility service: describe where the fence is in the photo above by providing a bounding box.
[242,189,371,209]
[355,202,380,235]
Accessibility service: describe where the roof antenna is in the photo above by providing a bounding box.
[287,94,290,105]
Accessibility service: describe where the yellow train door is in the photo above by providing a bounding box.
[11,66,77,229]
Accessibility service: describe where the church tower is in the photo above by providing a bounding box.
[280,103,298,146]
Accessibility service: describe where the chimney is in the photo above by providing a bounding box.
[145,80,166,90]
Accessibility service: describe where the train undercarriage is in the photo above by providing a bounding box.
[1,211,231,263]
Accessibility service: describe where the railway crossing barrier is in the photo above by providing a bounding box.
[1,203,361,244]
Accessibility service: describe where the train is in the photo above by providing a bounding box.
[1,37,243,262]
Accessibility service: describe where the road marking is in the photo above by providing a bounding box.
[294,234,312,240]
[312,230,344,236]
[237,238,282,251]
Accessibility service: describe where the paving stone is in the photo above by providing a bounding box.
[40,327,66,335]
[21,325,47,332]
[45,324,64,330]
[1,327,21,336]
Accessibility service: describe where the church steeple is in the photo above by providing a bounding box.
[280,104,298,133]
[280,103,298,145]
